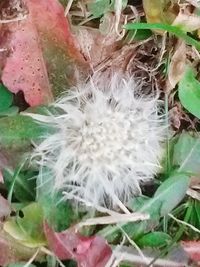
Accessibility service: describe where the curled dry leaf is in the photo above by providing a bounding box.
[167,40,186,91]
[185,0,200,8]
[173,9,200,32]
[44,223,112,267]
[1,0,88,106]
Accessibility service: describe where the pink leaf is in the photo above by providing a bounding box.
[0,171,3,183]
[44,223,112,267]
[181,241,200,262]
[1,0,88,106]
[0,195,10,220]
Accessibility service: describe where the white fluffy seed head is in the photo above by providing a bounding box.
[29,74,166,209]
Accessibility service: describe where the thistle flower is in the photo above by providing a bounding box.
[27,74,165,210]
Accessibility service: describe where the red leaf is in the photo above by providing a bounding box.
[181,241,200,262]
[1,0,88,106]
[23,0,84,60]
[44,223,112,267]
[2,19,53,106]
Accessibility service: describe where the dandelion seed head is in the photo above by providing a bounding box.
[28,74,166,209]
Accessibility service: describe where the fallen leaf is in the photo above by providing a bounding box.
[167,40,186,91]
[143,0,177,33]
[181,241,200,262]
[173,9,200,32]
[44,223,112,267]
[1,0,88,106]
[76,15,119,69]
[0,195,10,219]
[0,223,44,266]
[4,203,46,248]
[1,13,53,106]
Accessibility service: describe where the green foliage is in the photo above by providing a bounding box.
[137,231,172,248]
[87,0,111,18]
[35,167,76,232]
[0,114,54,149]
[3,167,37,202]
[0,84,13,113]
[40,193,75,232]
[178,67,200,119]
[102,173,189,241]
[125,23,200,51]
[7,263,36,267]
[4,202,46,248]
[87,0,127,18]
[186,199,200,239]
[153,173,189,216]
[125,29,152,42]
[173,132,200,174]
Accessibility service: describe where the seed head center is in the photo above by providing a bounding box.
[78,111,134,164]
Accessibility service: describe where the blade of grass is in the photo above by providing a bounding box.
[147,202,193,266]
[7,160,26,203]
[125,23,200,51]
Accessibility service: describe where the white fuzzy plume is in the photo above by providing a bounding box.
[27,74,165,209]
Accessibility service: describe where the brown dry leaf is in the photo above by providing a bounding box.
[186,0,200,8]
[143,0,177,34]
[77,15,119,69]
[190,176,200,190]
[167,40,186,91]
[173,9,200,32]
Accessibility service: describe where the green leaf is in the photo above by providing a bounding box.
[0,114,53,149]
[40,193,75,232]
[178,67,200,119]
[0,84,13,112]
[0,106,19,117]
[102,174,189,241]
[124,196,161,239]
[125,29,152,42]
[125,23,200,51]
[3,167,37,202]
[153,173,189,216]
[137,231,172,248]
[36,168,76,231]
[4,202,46,248]
[187,200,200,238]
[88,0,111,18]
[173,132,200,174]
[88,0,127,18]
[7,263,36,267]
[132,173,189,218]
